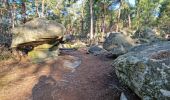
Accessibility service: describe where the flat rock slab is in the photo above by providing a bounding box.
[63,55,81,70]
[88,45,107,56]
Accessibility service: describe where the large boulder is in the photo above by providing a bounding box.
[132,27,161,43]
[11,18,66,48]
[103,32,135,57]
[113,41,170,100]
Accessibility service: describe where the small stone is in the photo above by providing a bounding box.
[120,92,128,100]
[63,56,81,70]
[88,45,106,55]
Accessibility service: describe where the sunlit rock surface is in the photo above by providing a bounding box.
[132,27,162,43]
[28,44,59,62]
[103,32,135,57]
[11,18,66,48]
[113,41,170,99]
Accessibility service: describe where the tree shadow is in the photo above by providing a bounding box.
[32,75,56,100]
[0,23,12,47]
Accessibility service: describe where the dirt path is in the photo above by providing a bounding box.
[0,48,139,100]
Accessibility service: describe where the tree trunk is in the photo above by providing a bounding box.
[116,9,121,32]
[42,0,45,17]
[81,17,84,36]
[128,14,131,28]
[21,2,26,23]
[116,0,122,32]
[35,0,40,17]
[90,0,94,42]
[5,0,14,28]
[11,3,15,28]
[2,0,7,7]
[81,0,84,37]
[11,1,16,28]
[101,3,106,42]
[8,3,13,28]
[109,12,114,32]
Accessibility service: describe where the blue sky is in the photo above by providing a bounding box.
[129,0,135,5]
[77,0,136,11]
[77,0,135,6]
[108,0,136,10]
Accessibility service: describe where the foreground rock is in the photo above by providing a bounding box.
[113,41,170,99]
[11,18,66,48]
[11,18,66,61]
[103,32,135,57]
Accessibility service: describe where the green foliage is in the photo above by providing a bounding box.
[0,0,170,43]
[157,0,170,33]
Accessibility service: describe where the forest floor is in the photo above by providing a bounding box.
[0,48,140,100]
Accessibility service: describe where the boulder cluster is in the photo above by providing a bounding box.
[103,28,170,99]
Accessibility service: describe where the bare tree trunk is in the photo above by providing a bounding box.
[136,1,140,29]
[116,0,122,32]
[109,12,114,32]
[2,0,7,7]
[128,14,131,28]
[21,2,26,23]
[101,3,106,42]
[5,0,14,28]
[81,17,84,36]
[116,9,121,32]
[8,4,13,28]
[81,0,84,37]
[35,0,40,17]
[42,0,45,17]
[10,1,16,28]
[90,0,94,43]
[11,4,15,28]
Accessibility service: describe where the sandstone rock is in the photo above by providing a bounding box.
[28,44,59,62]
[132,27,161,43]
[11,18,66,48]
[103,32,135,57]
[60,41,86,49]
[113,41,170,100]
[88,45,106,55]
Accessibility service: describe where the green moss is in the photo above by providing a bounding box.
[136,62,145,72]
[28,50,48,60]
[34,44,53,50]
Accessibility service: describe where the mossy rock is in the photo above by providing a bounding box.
[28,44,59,62]
[113,41,170,100]
[60,41,86,49]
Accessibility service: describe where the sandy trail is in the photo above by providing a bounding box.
[0,48,139,100]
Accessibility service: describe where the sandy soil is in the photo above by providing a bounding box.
[0,48,140,100]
